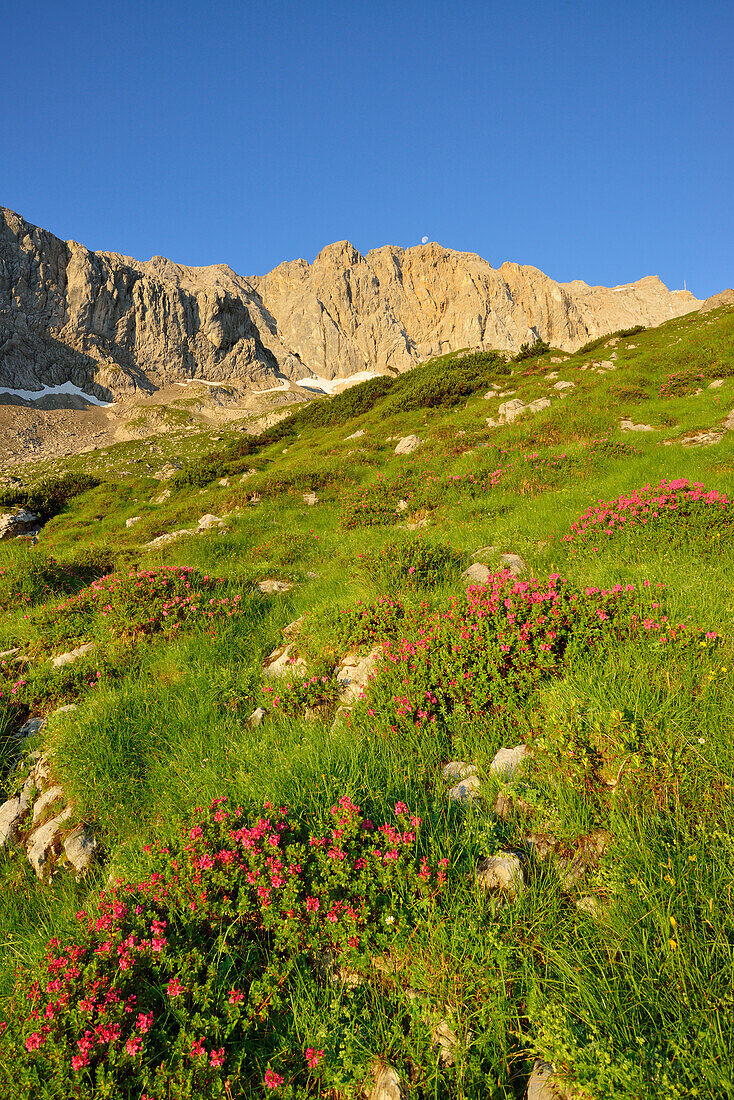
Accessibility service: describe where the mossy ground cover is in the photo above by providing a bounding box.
[0,309,733,1098]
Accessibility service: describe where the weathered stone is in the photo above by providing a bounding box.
[345,429,365,439]
[681,430,724,447]
[263,643,307,678]
[0,508,40,540]
[620,418,655,432]
[197,513,224,530]
[281,617,303,638]
[248,706,267,727]
[526,1058,575,1100]
[431,1020,459,1067]
[367,1064,403,1100]
[708,379,725,389]
[489,744,529,779]
[0,788,32,849]
[258,578,294,595]
[26,806,73,878]
[448,775,481,802]
[477,853,525,899]
[17,716,47,740]
[32,785,64,824]
[50,642,95,668]
[442,761,477,782]
[0,648,19,659]
[395,499,409,512]
[144,528,195,550]
[151,489,171,504]
[462,562,491,584]
[500,553,527,575]
[63,825,98,877]
[337,646,383,707]
[125,516,142,528]
[302,491,319,506]
[394,435,422,456]
[51,704,78,718]
[498,398,526,423]
[471,545,497,560]
[576,895,605,919]
[494,790,534,821]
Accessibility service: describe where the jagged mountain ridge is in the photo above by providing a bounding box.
[0,206,700,403]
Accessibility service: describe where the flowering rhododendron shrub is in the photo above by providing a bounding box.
[358,570,715,733]
[262,670,341,716]
[565,479,732,550]
[40,566,245,643]
[4,797,448,1098]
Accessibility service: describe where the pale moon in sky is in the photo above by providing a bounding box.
[421,236,429,244]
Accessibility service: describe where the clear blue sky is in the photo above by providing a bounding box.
[4,0,732,297]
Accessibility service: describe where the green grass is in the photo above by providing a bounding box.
[0,307,733,1097]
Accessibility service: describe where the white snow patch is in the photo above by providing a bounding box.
[0,382,114,407]
[296,371,382,395]
[256,376,292,394]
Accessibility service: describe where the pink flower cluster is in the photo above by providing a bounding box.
[565,478,730,546]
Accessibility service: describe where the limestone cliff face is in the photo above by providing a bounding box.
[252,241,701,380]
[0,206,701,401]
[0,207,304,401]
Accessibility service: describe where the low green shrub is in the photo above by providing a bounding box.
[576,326,646,356]
[0,474,100,522]
[513,339,551,363]
[357,535,466,592]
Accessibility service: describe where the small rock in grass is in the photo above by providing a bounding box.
[431,1020,459,1067]
[553,380,575,391]
[17,716,46,740]
[526,1058,575,1100]
[494,790,534,821]
[0,789,33,849]
[500,552,526,575]
[248,707,267,727]
[708,379,725,389]
[395,499,409,512]
[197,513,224,530]
[477,852,525,899]
[26,806,73,878]
[462,562,491,584]
[63,825,98,878]
[442,761,477,781]
[258,578,293,595]
[471,546,497,560]
[393,434,422,456]
[263,643,307,678]
[281,617,303,638]
[51,704,78,718]
[448,774,481,802]
[337,646,383,707]
[302,491,319,506]
[368,1064,403,1100]
[0,648,19,659]
[50,642,95,669]
[32,785,64,824]
[544,371,559,380]
[489,744,528,780]
[620,418,655,432]
[218,477,230,486]
[576,895,605,919]
[125,516,142,528]
[345,429,365,439]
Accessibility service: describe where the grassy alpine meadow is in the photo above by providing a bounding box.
[0,307,733,1099]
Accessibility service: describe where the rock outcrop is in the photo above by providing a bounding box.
[1,207,702,406]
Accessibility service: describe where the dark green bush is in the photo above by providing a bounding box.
[357,534,466,591]
[513,339,551,362]
[576,326,645,356]
[0,473,100,522]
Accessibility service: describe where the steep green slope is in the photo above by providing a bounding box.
[0,307,733,1099]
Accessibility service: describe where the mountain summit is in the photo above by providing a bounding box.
[1,206,700,404]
